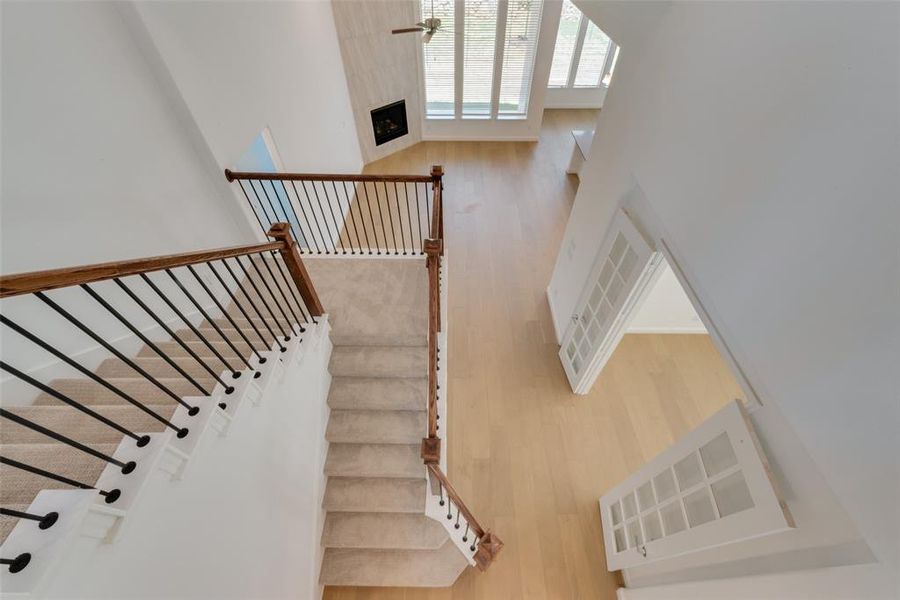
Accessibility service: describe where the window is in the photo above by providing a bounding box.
[422,0,543,119]
[547,0,617,89]
[422,0,455,116]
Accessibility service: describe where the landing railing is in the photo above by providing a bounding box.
[419,167,504,570]
[0,224,321,573]
[225,169,439,256]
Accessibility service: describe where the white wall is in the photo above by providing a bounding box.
[627,263,705,333]
[544,85,608,109]
[130,0,363,177]
[41,327,332,600]
[549,1,899,595]
[0,1,253,274]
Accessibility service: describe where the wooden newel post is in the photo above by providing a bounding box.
[473,531,504,572]
[430,166,444,252]
[267,223,325,316]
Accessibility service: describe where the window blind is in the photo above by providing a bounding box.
[462,0,498,116]
[547,0,581,87]
[574,20,611,87]
[498,0,543,115]
[422,0,455,116]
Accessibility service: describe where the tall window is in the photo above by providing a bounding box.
[421,0,543,119]
[547,0,618,89]
[422,0,455,116]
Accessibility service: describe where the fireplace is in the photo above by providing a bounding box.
[371,100,408,146]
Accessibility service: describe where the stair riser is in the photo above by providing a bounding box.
[326,411,426,445]
[329,348,427,379]
[327,378,426,411]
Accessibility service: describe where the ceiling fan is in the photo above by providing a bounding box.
[392,0,449,43]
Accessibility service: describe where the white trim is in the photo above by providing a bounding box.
[627,326,708,334]
[547,284,563,344]
[489,0,509,119]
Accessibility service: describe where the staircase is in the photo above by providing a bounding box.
[1,167,501,593]
[307,258,469,586]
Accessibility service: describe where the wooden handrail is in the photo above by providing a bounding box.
[225,168,432,184]
[0,241,280,299]
[0,224,324,319]
[424,239,442,439]
[427,464,503,571]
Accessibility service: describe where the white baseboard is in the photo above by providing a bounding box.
[626,327,708,334]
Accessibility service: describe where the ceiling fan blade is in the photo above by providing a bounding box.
[423,31,434,43]
[415,22,427,27]
[392,27,424,34]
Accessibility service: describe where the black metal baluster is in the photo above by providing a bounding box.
[139,273,238,392]
[330,180,356,254]
[1,552,30,574]
[239,255,293,340]
[96,280,220,397]
[165,268,253,375]
[287,180,323,254]
[361,181,380,255]
[402,182,417,254]
[255,253,303,333]
[454,507,461,529]
[393,182,408,254]
[470,536,478,552]
[344,181,372,253]
[338,181,365,254]
[208,262,271,357]
[0,508,59,530]
[0,362,150,447]
[0,409,136,474]
[251,179,280,229]
[447,497,453,520]
[383,182,400,254]
[0,315,188,436]
[0,456,121,504]
[414,183,424,254]
[187,264,266,371]
[237,180,268,235]
[314,181,346,254]
[463,522,470,543]
[438,481,445,506]
[35,292,200,416]
[220,258,286,352]
[272,255,312,325]
[260,179,290,226]
[277,180,308,249]
[298,181,331,254]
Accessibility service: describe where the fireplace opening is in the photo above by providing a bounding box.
[371,100,408,146]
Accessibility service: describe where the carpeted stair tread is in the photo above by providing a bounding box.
[329,333,427,348]
[0,443,115,504]
[325,443,422,479]
[96,356,226,380]
[33,377,209,406]
[322,512,448,550]
[329,346,427,378]
[323,477,425,513]
[327,377,426,411]
[319,540,468,587]
[137,340,256,362]
[0,404,176,445]
[326,410,425,444]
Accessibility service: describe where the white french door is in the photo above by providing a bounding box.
[599,400,794,570]
[558,209,657,393]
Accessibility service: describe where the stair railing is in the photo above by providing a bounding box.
[420,166,504,571]
[0,224,322,572]
[225,169,434,256]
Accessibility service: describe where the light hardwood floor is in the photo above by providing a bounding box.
[323,110,741,599]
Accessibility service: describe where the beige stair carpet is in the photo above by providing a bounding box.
[309,257,468,587]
